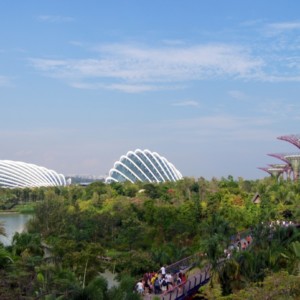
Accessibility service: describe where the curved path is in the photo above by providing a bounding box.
[142,222,299,300]
[142,231,252,300]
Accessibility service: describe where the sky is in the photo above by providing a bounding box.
[1,0,300,180]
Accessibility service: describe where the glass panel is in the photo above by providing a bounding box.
[115,164,138,182]
[121,158,149,182]
[111,170,129,182]
[155,155,173,181]
[143,152,166,181]
[131,153,157,182]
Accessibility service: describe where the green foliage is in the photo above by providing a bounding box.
[0,176,299,299]
[143,183,159,199]
[0,246,13,268]
[221,271,300,300]
[74,275,108,300]
[16,203,36,213]
[12,232,43,257]
[107,274,141,300]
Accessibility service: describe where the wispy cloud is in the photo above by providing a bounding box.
[0,128,76,139]
[263,21,300,38]
[256,99,300,118]
[37,15,74,23]
[254,73,300,82]
[106,83,176,93]
[146,114,276,144]
[70,82,175,93]
[228,90,247,101]
[169,115,273,130]
[172,100,200,107]
[162,39,186,46]
[267,21,300,32]
[29,43,263,92]
[0,75,13,87]
[240,19,265,27]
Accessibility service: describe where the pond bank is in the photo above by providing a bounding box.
[0,201,37,214]
[0,213,33,246]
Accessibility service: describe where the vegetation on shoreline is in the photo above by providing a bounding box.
[0,202,37,214]
[0,176,299,299]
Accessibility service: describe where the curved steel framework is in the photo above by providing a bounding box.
[277,134,300,149]
[0,160,67,188]
[269,163,288,169]
[284,154,300,181]
[258,167,271,175]
[261,135,300,181]
[258,167,283,178]
[267,153,290,164]
[106,149,183,183]
[266,153,300,181]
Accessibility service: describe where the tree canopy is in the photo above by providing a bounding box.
[0,176,299,299]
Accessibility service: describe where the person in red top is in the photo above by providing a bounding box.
[246,235,252,245]
[242,241,247,250]
[181,272,187,283]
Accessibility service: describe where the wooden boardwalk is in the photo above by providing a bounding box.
[143,267,210,300]
[142,222,299,300]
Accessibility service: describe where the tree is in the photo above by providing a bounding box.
[221,271,300,300]
[107,274,141,300]
[116,216,144,251]
[203,233,225,289]
[143,183,159,199]
[281,240,300,275]
[0,247,13,268]
[72,275,108,300]
[11,232,43,257]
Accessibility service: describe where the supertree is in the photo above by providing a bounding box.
[277,134,300,149]
[258,167,283,180]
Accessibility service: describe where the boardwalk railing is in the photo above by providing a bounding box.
[143,222,299,300]
[160,266,210,300]
[143,264,211,300]
[165,252,203,275]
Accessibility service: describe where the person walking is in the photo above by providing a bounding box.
[160,265,166,277]
[136,280,144,295]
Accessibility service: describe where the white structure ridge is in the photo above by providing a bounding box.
[106,149,183,183]
[0,160,67,188]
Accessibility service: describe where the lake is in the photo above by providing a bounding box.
[0,213,33,246]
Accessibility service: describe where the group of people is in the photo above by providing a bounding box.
[135,266,187,296]
[268,220,294,227]
[225,233,253,259]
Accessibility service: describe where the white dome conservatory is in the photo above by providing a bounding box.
[106,149,183,183]
[0,160,67,188]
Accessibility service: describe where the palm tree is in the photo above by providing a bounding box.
[203,233,224,288]
[11,232,43,257]
[72,275,108,300]
[281,241,300,275]
[218,258,241,295]
[151,245,171,266]
[0,247,13,268]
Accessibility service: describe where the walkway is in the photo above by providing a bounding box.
[142,222,299,300]
[143,266,210,300]
[142,232,252,300]
[142,253,211,300]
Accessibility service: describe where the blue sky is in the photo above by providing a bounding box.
[1,0,300,179]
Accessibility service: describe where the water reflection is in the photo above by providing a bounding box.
[0,213,33,246]
[101,269,118,289]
